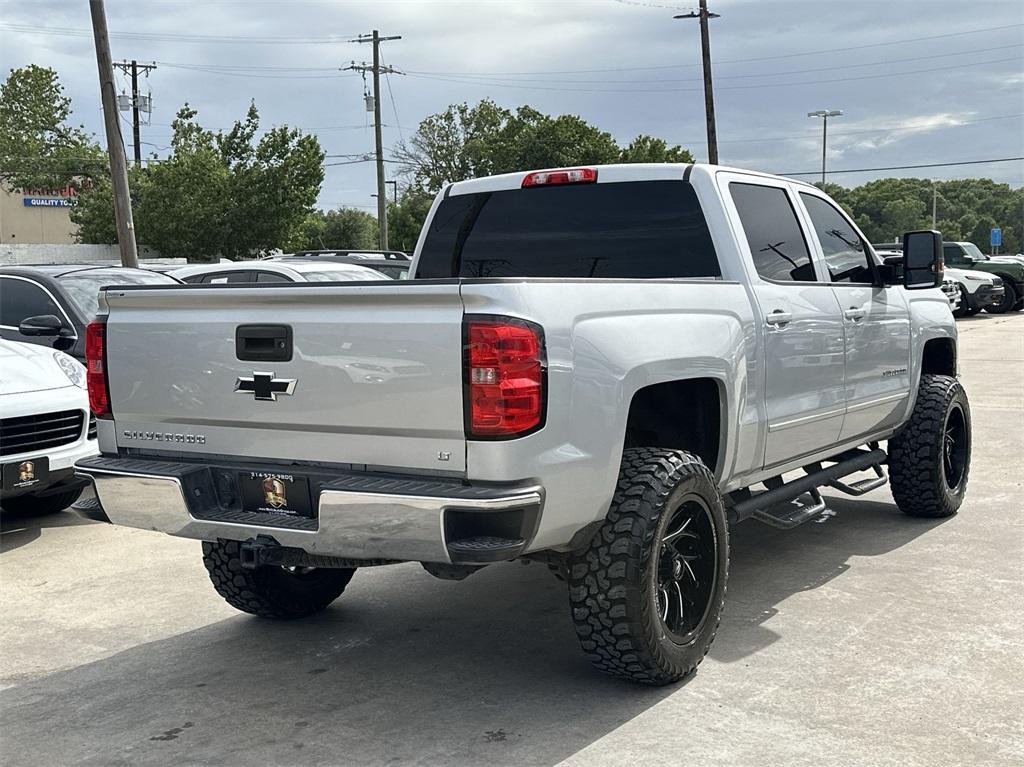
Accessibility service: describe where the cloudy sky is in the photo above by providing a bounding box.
[2,0,1022,211]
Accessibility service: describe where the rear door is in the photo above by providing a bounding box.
[102,282,468,473]
[721,175,847,468]
[796,190,911,440]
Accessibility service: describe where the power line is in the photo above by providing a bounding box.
[782,156,1024,177]
[404,55,1021,94]
[675,112,1024,147]
[402,43,1022,85]
[404,22,1024,75]
[0,22,363,44]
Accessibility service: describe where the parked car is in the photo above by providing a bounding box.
[941,276,962,313]
[76,163,966,686]
[876,247,960,313]
[274,250,412,280]
[944,267,1005,317]
[941,242,1024,313]
[0,265,180,363]
[170,260,391,284]
[0,339,97,514]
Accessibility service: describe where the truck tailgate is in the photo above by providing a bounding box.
[102,282,467,472]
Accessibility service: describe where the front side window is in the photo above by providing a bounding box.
[799,193,874,284]
[943,244,968,265]
[0,278,63,327]
[416,180,721,280]
[729,183,815,282]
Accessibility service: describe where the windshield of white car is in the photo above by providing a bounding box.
[58,271,178,319]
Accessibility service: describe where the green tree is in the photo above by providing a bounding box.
[396,99,692,194]
[827,177,1023,254]
[286,207,379,251]
[618,135,693,164]
[387,188,435,253]
[0,64,105,191]
[73,103,324,261]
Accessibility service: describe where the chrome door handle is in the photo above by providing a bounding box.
[844,306,866,321]
[765,310,792,326]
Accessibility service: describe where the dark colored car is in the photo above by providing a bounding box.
[0,265,180,362]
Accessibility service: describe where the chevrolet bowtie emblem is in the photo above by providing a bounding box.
[234,372,297,401]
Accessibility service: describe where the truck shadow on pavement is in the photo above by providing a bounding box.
[0,495,948,766]
[0,508,93,555]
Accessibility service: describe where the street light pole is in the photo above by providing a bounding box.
[674,1,721,164]
[807,109,842,187]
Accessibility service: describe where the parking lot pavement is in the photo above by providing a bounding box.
[1,313,1021,767]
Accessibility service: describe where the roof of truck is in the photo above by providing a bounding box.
[444,163,815,197]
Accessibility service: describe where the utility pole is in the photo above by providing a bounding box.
[931,180,938,228]
[346,30,401,249]
[675,1,720,164]
[88,0,139,268]
[807,109,842,187]
[113,60,157,165]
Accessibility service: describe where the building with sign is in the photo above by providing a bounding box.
[0,185,79,244]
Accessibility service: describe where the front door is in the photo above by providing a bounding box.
[724,178,847,468]
[796,191,911,440]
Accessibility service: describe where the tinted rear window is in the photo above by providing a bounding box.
[416,180,720,279]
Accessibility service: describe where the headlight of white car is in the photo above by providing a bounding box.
[54,351,86,389]
[964,275,987,282]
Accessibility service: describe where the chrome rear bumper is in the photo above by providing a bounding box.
[75,456,542,564]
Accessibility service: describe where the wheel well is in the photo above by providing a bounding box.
[624,378,722,474]
[921,338,956,377]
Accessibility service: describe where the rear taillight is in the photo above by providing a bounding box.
[464,316,545,438]
[85,320,110,417]
[522,167,597,188]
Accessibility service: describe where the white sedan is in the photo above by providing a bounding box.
[169,260,390,284]
[0,339,98,514]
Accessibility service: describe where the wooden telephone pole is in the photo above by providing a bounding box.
[88,0,139,267]
[675,1,720,165]
[346,30,401,250]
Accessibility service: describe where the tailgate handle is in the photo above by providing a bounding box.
[236,324,292,362]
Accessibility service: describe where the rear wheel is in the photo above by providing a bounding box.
[0,487,82,515]
[888,374,971,518]
[567,448,728,685]
[202,540,355,619]
[984,281,1018,314]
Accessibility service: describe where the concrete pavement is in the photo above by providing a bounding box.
[1,312,1021,767]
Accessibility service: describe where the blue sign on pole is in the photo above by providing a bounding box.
[991,228,1002,247]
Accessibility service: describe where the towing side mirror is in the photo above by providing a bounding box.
[18,314,70,337]
[902,230,943,290]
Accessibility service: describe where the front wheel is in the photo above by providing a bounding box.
[567,448,729,685]
[888,374,971,518]
[984,281,1018,314]
[202,540,356,619]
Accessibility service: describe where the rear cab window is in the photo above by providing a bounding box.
[416,180,721,279]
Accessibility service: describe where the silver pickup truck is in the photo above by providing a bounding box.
[76,164,970,685]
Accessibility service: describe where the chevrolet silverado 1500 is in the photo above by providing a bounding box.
[75,164,970,685]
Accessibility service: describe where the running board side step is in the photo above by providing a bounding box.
[752,489,827,529]
[728,448,887,526]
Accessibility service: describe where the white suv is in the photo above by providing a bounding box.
[0,339,98,514]
[944,266,1005,317]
